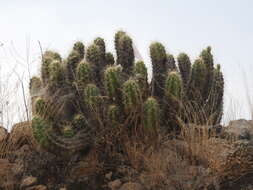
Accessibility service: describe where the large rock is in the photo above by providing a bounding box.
[9,121,35,150]
[0,126,8,142]
[202,138,253,185]
[224,119,253,140]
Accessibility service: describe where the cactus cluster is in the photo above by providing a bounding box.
[30,31,224,151]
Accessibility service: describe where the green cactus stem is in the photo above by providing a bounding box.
[167,54,177,72]
[177,53,191,90]
[84,84,100,109]
[105,52,115,65]
[143,97,159,131]
[150,42,168,102]
[122,79,141,112]
[104,65,122,101]
[76,60,91,89]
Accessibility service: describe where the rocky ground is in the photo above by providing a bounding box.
[1,120,253,190]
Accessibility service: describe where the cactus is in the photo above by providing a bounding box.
[72,114,87,129]
[122,79,141,112]
[177,53,191,90]
[34,97,46,116]
[94,37,106,60]
[150,42,167,102]
[105,52,115,65]
[189,59,207,101]
[115,31,126,60]
[32,116,50,148]
[143,97,159,131]
[134,61,148,98]
[48,60,65,92]
[208,64,224,124]
[200,46,214,100]
[30,31,225,152]
[41,51,61,84]
[104,65,122,101]
[163,72,182,130]
[84,84,100,109]
[107,105,120,126]
[66,50,81,82]
[165,72,182,98]
[73,41,85,59]
[76,60,91,89]
[167,54,177,72]
[86,43,105,87]
[116,34,134,75]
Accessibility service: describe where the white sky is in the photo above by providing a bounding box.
[0,0,253,127]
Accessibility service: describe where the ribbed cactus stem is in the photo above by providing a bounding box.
[76,60,91,89]
[165,72,182,98]
[108,105,119,125]
[211,64,224,124]
[41,51,61,84]
[189,58,207,101]
[200,46,214,100]
[167,54,177,72]
[105,52,115,65]
[177,53,191,90]
[115,31,126,59]
[104,65,122,101]
[86,43,104,87]
[73,41,85,59]
[116,34,135,75]
[143,97,159,131]
[150,42,168,101]
[66,50,81,82]
[48,60,65,91]
[122,79,141,112]
[94,37,106,60]
[134,61,148,98]
[84,84,100,108]
[34,97,46,115]
[32,116,50,148]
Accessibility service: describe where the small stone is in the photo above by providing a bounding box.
[20,176,37,188]
[120,182,145,190]
[26,185,47,190]
[105,172,113,180]
[120,182,144,190]
[108,179,122,190]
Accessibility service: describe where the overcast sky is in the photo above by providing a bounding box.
[0,0,253,125]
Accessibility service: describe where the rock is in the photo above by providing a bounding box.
[20,176,38,189]
[120,182,145,190]
[108,179,122,190]
[0,126,7,142]
[9,121,34,150]
[224,119,253,140]
[0,159,15,186]
[105,172,113,180]
[26,185,47,190]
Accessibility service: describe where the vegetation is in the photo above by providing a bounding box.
[30,31,224,152]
